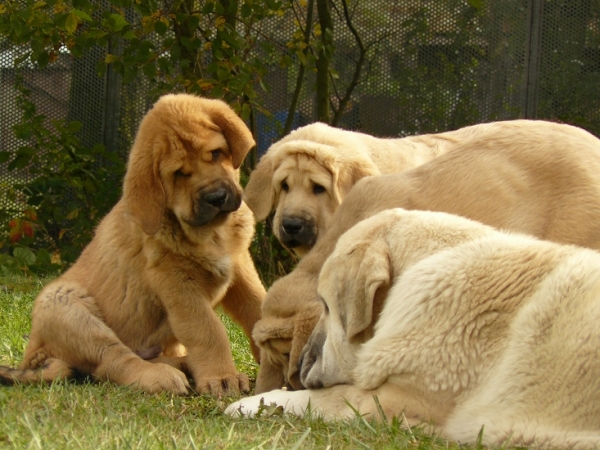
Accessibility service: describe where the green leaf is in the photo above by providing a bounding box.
[13,247,36,266]
[96,60,107,77]
[467,0,483,10]
[72,0,92,10]
[105,14,128,32]
[36,51,50,68]
[240,3,252,18]
[72,9,92,21]
[154,20,168,36]
[67,121,83,133]
[65,12,78,34]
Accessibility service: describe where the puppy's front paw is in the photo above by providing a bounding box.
[134,363,190,395]
[196,372,250,397]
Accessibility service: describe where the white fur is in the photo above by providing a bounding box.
[229,209,600,448]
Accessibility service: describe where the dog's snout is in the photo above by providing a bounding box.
[282,217,305,235]
[298,333,324,389]
[204,188,228,207]
[297,354,304,374]
[279,215,317,252]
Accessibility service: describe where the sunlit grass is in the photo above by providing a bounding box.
[0,275,484,449]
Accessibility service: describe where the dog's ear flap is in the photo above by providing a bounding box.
[287,305,323,390]
[254,348,286,394]
[123,140,166,236]
[330,160,380,206]
[346,240,391,339]
[252,315,296,393]
[244,154,276,222]
[207,100,255,169]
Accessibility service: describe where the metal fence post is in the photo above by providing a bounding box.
[523,0,544,119]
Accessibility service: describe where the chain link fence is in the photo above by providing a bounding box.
[1,0,599,211]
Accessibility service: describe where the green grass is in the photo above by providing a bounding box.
[0,275,473,450]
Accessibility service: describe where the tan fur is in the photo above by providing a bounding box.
[250,119,600,394]
[0,94,265,397]
[227,209,600,449]
[244,120,576,257]
[244,122,459,256]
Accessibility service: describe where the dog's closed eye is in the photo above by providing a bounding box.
[312,183,326,195]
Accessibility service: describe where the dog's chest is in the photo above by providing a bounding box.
[198,254,233,287]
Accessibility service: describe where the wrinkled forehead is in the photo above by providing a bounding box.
[272,153,333,188]
[179,126,229,157]
[159,124,229,169]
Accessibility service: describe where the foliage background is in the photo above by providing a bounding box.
[0,0,599,283]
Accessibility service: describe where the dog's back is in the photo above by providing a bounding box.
[355,224,600,448]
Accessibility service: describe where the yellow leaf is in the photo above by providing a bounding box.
[66,209,80,220]
[51,250,62,265]
[104,54,119,63]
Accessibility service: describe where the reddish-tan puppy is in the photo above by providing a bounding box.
[0,94,265,397]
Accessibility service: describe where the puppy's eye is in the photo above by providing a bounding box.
[211,150,221,162]
[281,180,289,192]
[313,183,326,195]
[174,169,191,178]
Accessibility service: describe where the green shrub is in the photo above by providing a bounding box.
[0,74,125,276]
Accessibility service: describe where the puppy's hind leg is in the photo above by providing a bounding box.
[22,282,190,395]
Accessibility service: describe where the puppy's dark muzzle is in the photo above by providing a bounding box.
[188,183,242,227]
[279,216,317,250]
[204,188,238,211]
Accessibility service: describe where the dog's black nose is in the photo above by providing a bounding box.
[282,217,304,235]
[204,188,227,207]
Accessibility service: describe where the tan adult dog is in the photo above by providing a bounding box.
[244,122,458,256]
[244,120,591,257]
[228,209,600,449]
[250,120,600,394]
[0,94,265,397]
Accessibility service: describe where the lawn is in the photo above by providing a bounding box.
[0,275,473,450]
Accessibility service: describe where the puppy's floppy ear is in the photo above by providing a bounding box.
[288,305,323,390]
[206,100,255,169]
[252,315,294,347]
[330,160,380,206]
[255,348,285,394]
[123,129,166,236]
[346,239,391,339]
[253,316,295,393]
[243,154,276,222]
